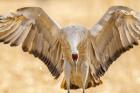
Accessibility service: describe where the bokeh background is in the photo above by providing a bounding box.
[0,0,140,93]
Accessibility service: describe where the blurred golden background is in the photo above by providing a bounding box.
[0,0,140,93]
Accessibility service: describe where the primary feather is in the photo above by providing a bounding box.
[0,7,63,79]
[90,6,140,78]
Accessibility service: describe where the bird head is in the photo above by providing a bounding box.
[61,25,88,62]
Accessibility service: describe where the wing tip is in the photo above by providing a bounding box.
[17,7,43,12]
[22,46,29,52]
[10,43,16,46]
[109,6,133,11]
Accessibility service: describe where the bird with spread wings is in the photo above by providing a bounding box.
[0,6,140,93]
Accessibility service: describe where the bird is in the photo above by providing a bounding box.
[0,6,140,93]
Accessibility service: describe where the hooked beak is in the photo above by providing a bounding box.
[72,53,78,62]
[71,48,79,62]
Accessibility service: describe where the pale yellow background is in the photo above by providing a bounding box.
[0,0,140,93]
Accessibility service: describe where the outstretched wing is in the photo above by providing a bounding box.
[0,7,63,79]
[89,6,140,79]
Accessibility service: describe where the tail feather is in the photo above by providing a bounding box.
[60,78,79,90]
[60,76,102,90]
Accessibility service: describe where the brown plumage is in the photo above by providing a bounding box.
[0,6,140,93]
[0,7,63,78]
[90,6,140,79]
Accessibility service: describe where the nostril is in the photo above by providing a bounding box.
[72,54,78,61]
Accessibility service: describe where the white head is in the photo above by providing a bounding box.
[61,25,88,61]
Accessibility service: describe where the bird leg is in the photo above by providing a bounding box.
[64,61,71,93]
[81,62,89,93]
[74,61,78,75]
